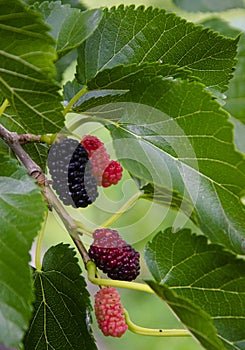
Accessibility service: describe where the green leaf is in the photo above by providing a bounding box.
[201,17,245,125]
[173,0,245,12]
[77,5,238,91]
[145,228,245,349]
[86,62,194,90]
[232,117,245,154]
[64,79,83,102]
[146,281,226,350]
[34,1,103,58]
[61,0,86,10]
[140,182,198,226]
[0,0,64,134]
[74,62,195,110]
[201,17,240,39]
[1,104,49,170]
[24,244,97,350]
[78,76,245,254]
[25,0,86,10]
[55,49,77,82]
[0,155,47,348]
[225,33,245,124]
[0,139,9,155]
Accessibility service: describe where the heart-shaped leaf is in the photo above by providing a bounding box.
[24,244,97,350]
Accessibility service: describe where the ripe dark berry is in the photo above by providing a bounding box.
[94,287,128,337]
[48,138,98,208]
[88,228,140,281]
[102,160,123,187]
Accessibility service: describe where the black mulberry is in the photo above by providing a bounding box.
[48,138,98,208]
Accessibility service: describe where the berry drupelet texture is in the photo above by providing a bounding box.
[81,135,103,157]
[81,135,123,187]
[102,160,123,187]
[89,228,140,281]
[94,287,128,337]
[48,138,98,208]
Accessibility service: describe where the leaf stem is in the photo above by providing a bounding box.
[68,114,119,135]
[124,309,190,337]
[35,210,48,271]
[86,260,154,294]
[75,220,94,235]
[87,261,190,337]
[40,133,57,145]
[100,192,141,228]
[76,192,141,235]
[63,85,88,115]
[0,99,9,117]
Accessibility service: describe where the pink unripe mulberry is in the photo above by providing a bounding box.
[81,135,110,185]
[102,160,123,187]
[81,135,123,187]
[81,135,103,157]
[94,287,128,337]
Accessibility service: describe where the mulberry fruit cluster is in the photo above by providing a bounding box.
[81,135,123,187]
[88,228,140,281]
[94,286,128,337]
[48,138,98,208]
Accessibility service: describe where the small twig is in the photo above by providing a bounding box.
[42,186,77,233]
[0,124,44,185]
[73,237,91,265]
[18,133,42,144]
[0,124,90,266]
[17,132,57,145]
[42,186,91,264]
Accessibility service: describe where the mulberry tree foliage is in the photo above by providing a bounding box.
[0,1,245,350]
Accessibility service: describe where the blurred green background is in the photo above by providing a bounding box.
[39,1,245,349]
